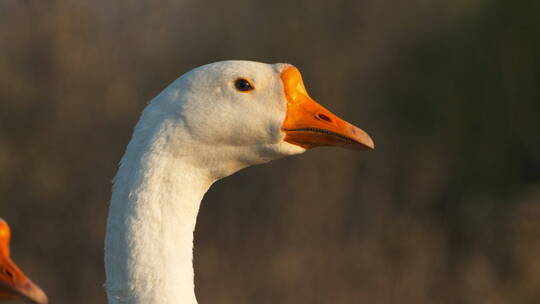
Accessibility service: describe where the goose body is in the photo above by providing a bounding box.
[105,61,373,304]
[0,219,48,304]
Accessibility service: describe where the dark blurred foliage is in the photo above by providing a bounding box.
[1,0,539,303]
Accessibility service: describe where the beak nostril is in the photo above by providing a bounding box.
[316,113,332,123]
[4,268,14,281]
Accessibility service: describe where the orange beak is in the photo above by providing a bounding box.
[281,66,374,151]
[0,219,48,304]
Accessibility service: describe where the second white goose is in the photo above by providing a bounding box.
[0,218,47,304]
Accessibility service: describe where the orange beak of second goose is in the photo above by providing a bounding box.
[0,219,48,304]
[281,66,374,151]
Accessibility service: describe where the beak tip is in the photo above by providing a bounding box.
[357,134,375,151]
[18,281,48,304]
[366,139,375,150]
[29,286,48,304]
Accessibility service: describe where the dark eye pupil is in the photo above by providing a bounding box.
[235,79,253,91]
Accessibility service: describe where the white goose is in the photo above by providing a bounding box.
[0,219,48,304]
[105,60,374,304]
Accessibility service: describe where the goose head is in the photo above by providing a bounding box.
[135,60,374,179]
[0,219,48,304]
[106,61,375,303]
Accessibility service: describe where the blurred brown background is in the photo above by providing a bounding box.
[1,0,539,303]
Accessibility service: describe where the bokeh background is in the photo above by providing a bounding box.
[1,0,539,303]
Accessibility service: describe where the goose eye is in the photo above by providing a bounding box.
[235,78,254,92]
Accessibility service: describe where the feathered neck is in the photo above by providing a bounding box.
[103,64,301,303]
[104,104,215,304]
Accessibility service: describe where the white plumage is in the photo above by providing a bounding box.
[104,61,373,304]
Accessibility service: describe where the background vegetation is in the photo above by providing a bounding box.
[1,0,539,303]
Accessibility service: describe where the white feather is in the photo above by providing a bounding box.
[105,61,305,304]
